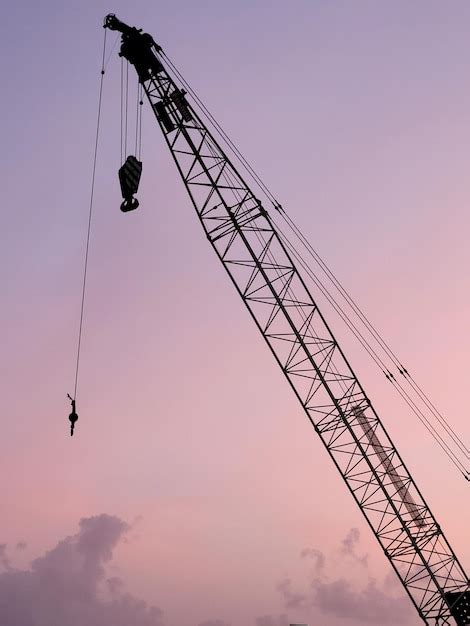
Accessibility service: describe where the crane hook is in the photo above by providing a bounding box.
[118,155,142,213]
[67,393,79,437]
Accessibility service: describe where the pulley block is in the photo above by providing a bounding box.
[118,155,142,212]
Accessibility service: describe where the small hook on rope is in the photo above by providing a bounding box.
[67,394,79,437]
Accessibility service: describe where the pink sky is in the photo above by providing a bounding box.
[2,2,469,625]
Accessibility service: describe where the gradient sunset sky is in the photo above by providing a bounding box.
[2,1,470,625]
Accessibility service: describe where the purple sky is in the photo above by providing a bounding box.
[2,2,469,625]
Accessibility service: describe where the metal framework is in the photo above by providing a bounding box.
[105,15,469,625]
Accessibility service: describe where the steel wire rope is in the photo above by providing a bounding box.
[135,75,140,155]
[203,117,468,474]
[138,83,143,161]
[163,49,434,390]
[248,182,469,463]
[202,120,468,475]
[205,97,468,461]
[275,226,469,477]
[162,51,468,455]
[166,65,353,397]
[194,91,467,465]
[189,99,467,466]
[277,210,469,458]
[252,217,470,560]
[196,123,456,558]
[163,52,375,384]
[104,33,120,72]
[201,136,470,483]
[72,29,107,402]
[124,60,129,159]
[120,57,124,165]
[274,223,469,468]
[163,54,468,474]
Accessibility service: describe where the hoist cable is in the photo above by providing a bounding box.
[162,52,468,475]
[72,29,107,401]
[124,60,129,159]
[120,57,124,165]
[275,225,469,477]
[201,102,468,472]
[120,58,130,164]
[275,225,468,474]
[135,76,140,156]
[274,211,469,459]
[104,33,120,71]
[138,85,143,160]
[277,210,469,458]
[205,129,467,476]
[139,85,144,161]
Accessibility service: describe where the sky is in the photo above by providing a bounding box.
[1,1,470,625]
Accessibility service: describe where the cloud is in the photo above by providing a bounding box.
[299,548,325,573]
[311,577,413,623]
[0,514,164,626]
[106,576,125,596]
[340,527,368,567]
[198,620,231,626]
[0,545,11,571]
[254,614,289,626]
[278,528,414,625]
[277,578,307,609]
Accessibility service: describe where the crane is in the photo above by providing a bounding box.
[103,14,469,625]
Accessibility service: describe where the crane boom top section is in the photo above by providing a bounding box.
[104,15,470,625]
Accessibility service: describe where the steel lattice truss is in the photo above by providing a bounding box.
[109,16,470,625]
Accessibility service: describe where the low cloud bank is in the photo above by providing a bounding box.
[0,514,164,626]
[0,518,415,626]
[277,528,415,625]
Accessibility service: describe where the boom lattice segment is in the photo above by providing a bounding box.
[105,16,470,625]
